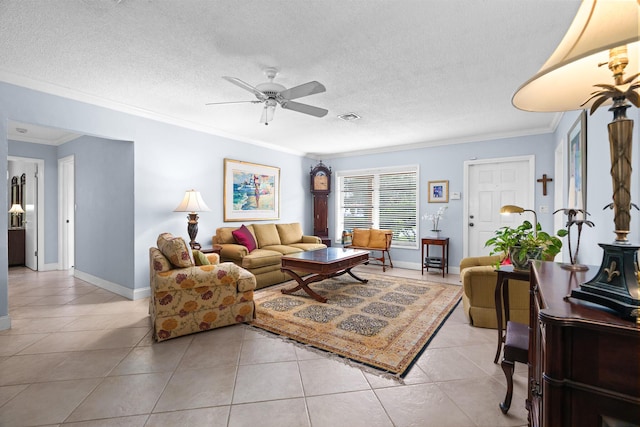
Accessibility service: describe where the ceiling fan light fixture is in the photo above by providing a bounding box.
[338,113,361,122]
[260,104,276,125]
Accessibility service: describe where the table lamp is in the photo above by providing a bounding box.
[8,203,24,228]
[513,0,639,319]
[174,190,211,250]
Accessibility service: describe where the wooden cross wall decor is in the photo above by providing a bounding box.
[537,174,553,196]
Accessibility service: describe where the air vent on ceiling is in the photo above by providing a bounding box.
[337,113,361,122]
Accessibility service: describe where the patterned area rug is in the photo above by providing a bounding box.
[251,272,462,377]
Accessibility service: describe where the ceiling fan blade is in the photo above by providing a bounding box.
[222,76,267,100]
[279,81,326,100]
[280,100,328,118]
[205,100,261,105]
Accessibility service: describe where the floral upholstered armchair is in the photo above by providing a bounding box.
[149,233,257,342]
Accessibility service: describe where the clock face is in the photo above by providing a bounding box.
[314,174,329,191]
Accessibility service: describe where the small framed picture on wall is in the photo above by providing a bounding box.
[428,180,449,203]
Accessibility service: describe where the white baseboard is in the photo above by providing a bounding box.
[0,315,11,331]
[391,261,460,276]
[74,270,150,301]
[40,263,60,272]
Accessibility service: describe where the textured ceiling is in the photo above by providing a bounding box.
[0,0,581,157]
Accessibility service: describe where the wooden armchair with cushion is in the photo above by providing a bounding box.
[459,255,529,328]
[342,228,393,272]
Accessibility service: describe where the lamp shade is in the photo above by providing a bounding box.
[8,203,24,214]
[513,0,639,112]
[500,205,526,215]
[174,190,211,213]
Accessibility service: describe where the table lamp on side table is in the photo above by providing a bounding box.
[174,189,211,250]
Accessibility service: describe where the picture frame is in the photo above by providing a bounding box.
[567,110,587,213]
[428,180,449,203]
[223,159,280,221]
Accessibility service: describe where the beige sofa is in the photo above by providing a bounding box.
[150,233,256,342]
[459,255,529,328]
[212,223,326,289]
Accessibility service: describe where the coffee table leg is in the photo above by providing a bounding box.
[280,269,328,303]
[345,268,368,283]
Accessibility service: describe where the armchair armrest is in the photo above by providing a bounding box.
[205,253,220,265]
[153,263,256,293]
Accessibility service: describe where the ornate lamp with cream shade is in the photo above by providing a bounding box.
[174,190,211,250]
[513,0,640,319]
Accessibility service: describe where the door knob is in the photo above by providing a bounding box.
[469,223,474,227]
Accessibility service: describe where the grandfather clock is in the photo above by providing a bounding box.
[310,161,332,246]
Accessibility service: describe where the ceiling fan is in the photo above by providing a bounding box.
[206,68,328,125]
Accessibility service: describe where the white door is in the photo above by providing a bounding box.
[23,162,37,270]
[59,156,75,270]
[464,156,535,257]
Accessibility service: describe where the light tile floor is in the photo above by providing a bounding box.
[0,265,529,427]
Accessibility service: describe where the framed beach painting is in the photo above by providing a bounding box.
[567,111,587,213]
[224,159,280,221]
[428,180,449,203]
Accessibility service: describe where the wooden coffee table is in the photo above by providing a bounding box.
[280,247,370,303]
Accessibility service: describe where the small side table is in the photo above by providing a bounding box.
[200,244,222,256]
[421,237,449,277]
[493,265,530,363]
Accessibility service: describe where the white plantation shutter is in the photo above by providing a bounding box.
[338,166,418,248]
[379,171,417,247]
[341,175,374,230]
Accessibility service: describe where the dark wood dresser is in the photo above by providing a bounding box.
[8,228,25,266]
[529,261,640,427]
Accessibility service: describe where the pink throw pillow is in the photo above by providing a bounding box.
[232,224,257,252]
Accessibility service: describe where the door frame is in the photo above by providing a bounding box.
[8,156,44,271]
[58,155,75,270]
[463,155,535,258]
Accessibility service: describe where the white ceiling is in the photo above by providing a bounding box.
[0,0,581,157]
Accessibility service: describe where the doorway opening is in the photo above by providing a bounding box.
[8,157,45,271]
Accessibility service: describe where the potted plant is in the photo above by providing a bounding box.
[485,220,566,271]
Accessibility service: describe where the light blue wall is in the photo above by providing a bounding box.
[58,136,135,287]
[322,133,556,270]
[554,108,640,266]
[8,141,59,265]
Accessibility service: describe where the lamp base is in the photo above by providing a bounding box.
[570,243,640,320]
[186,213,200,251]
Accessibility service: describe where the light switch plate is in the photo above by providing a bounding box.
[451,192,461,200]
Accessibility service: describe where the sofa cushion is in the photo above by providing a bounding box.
[215,225,255,245]
[232,224,257,252]
[241,248,283,269]
[253,223,281,247]
[276,223,303,245]
[369,229,390,249]
[288,243,327,251]
[192,250,211,266]
[351,228,370,247]
[261,245,303,255]
[157,233,193,268]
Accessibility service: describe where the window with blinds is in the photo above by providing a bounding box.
[337,166,418,248]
